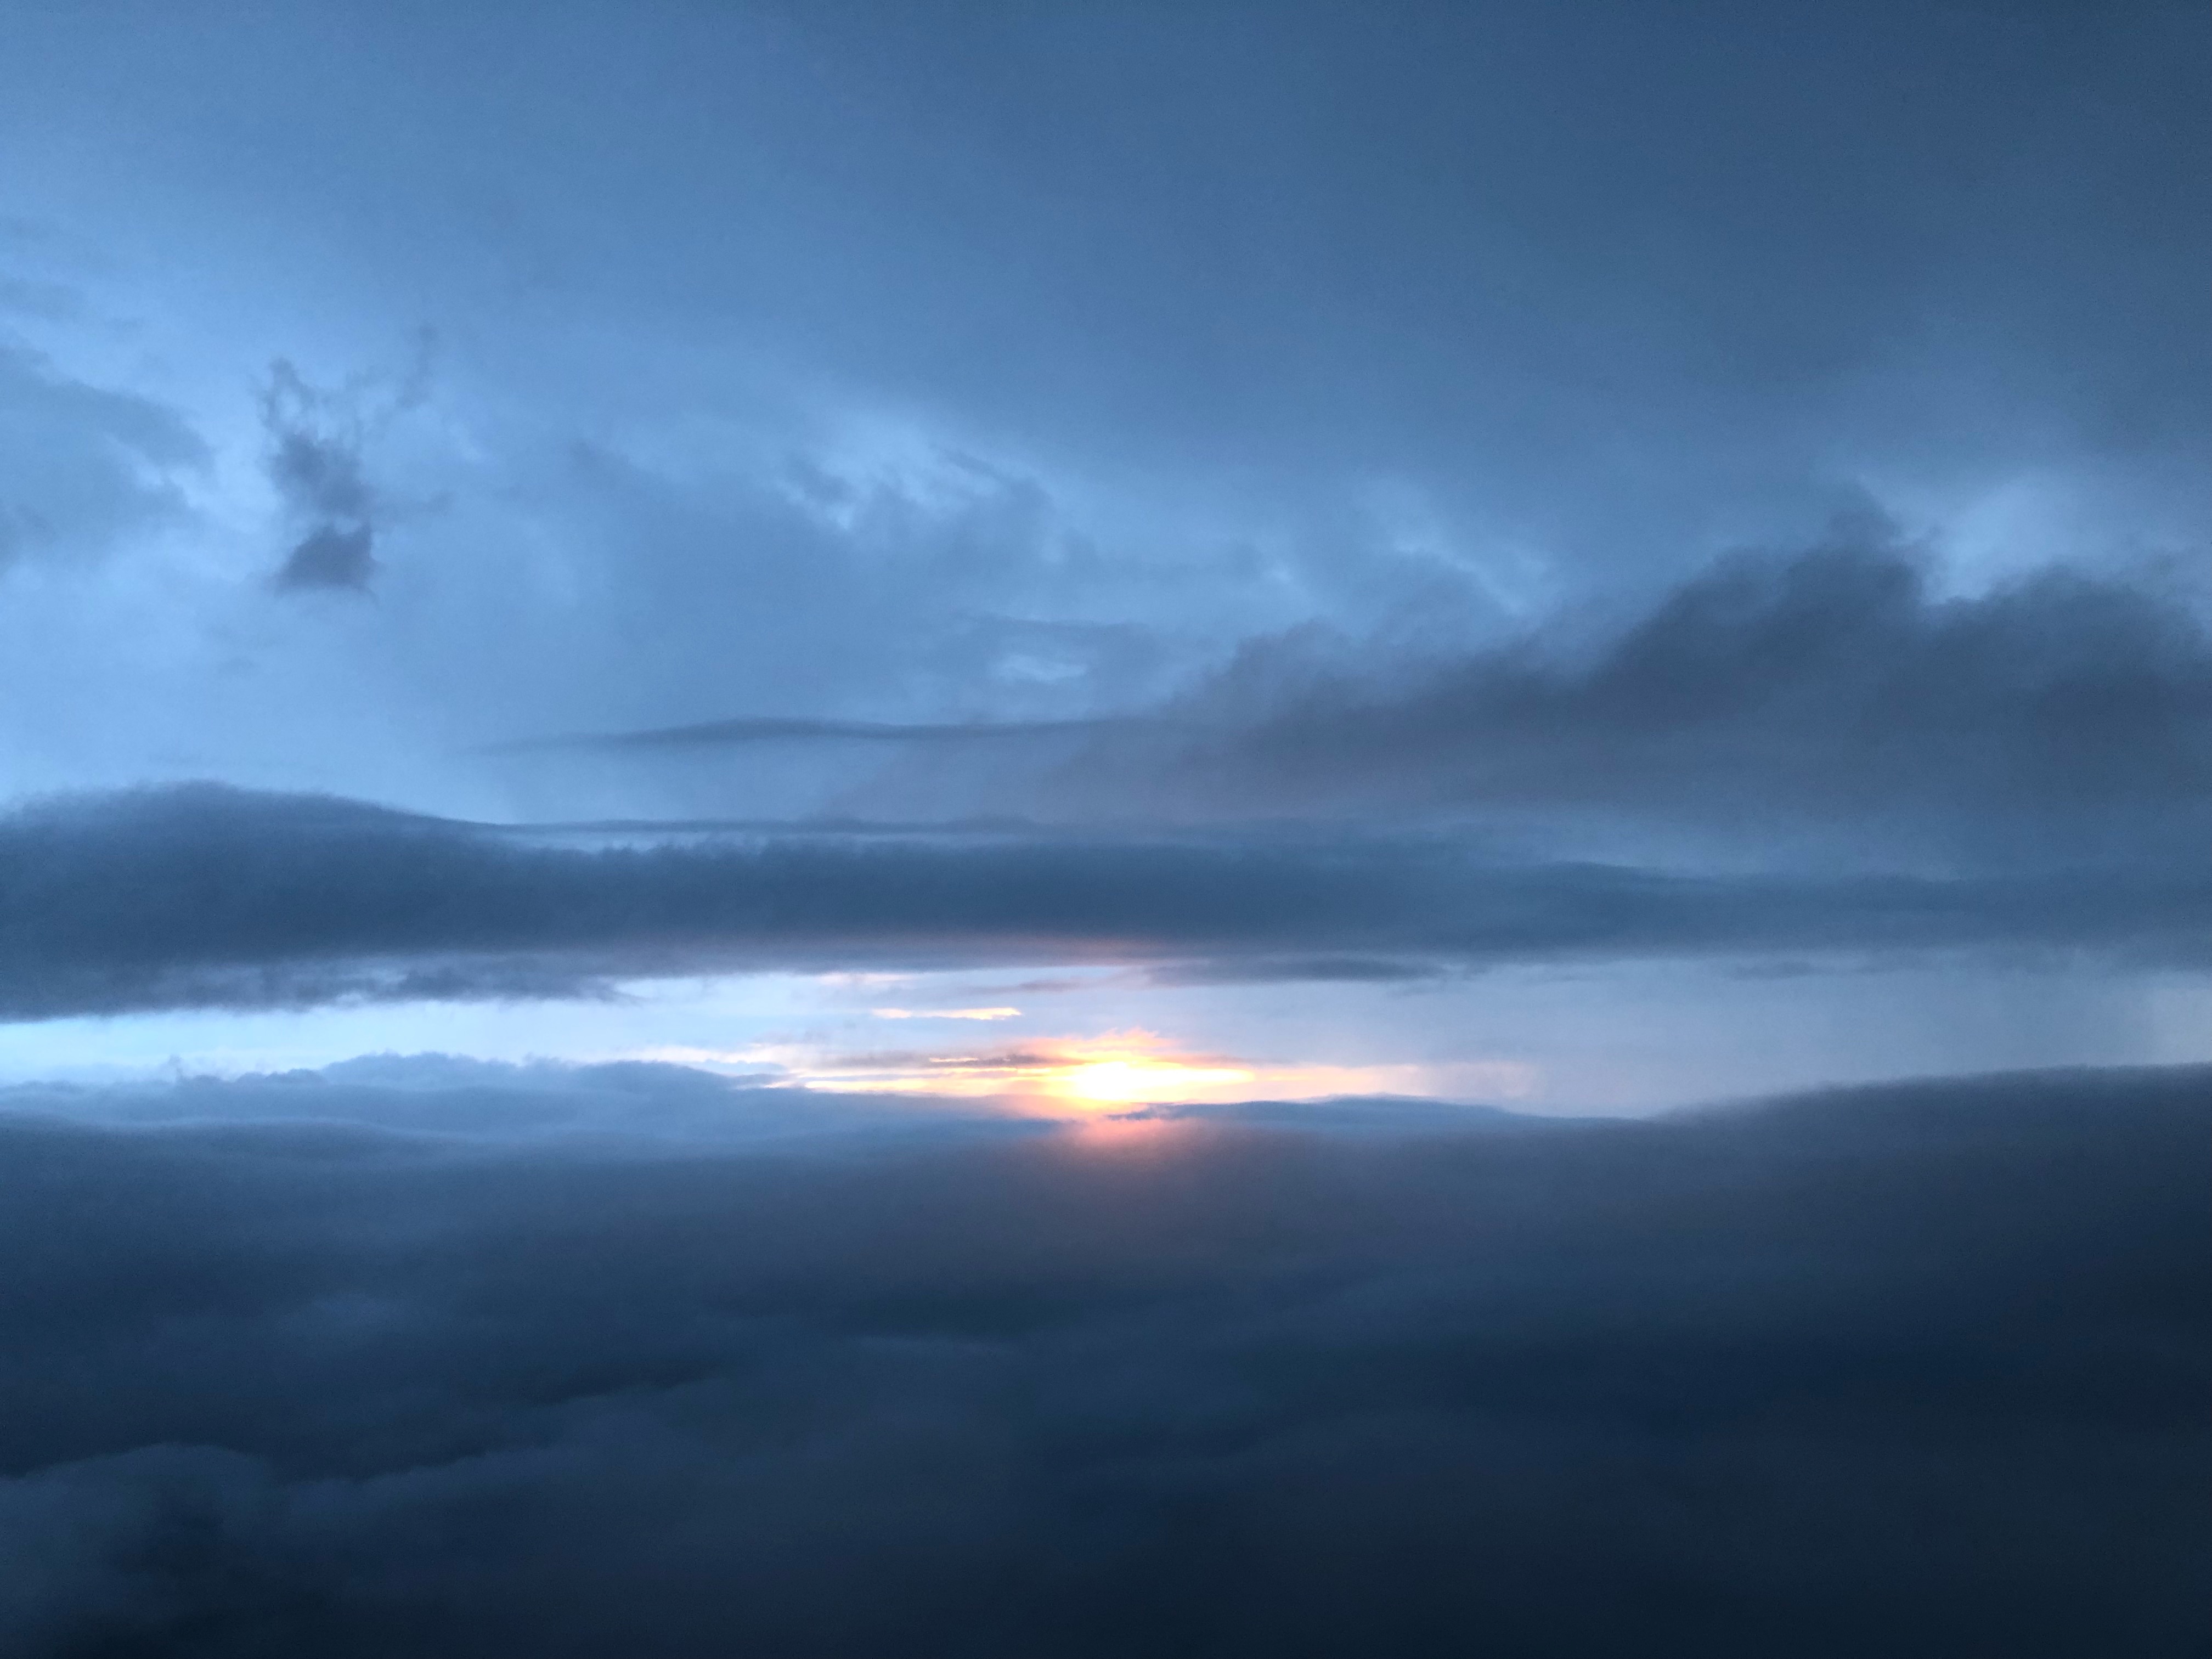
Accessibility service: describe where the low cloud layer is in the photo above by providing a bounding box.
[2,782,2204,1020]
[0,1062,2203,1657]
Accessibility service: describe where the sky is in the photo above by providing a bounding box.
[0,4,2207,1651]
[0,0,2206,1111]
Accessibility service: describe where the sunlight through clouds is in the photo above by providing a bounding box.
[757,1028,1536,1116]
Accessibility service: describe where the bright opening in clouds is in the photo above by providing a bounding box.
[0,3,2205,1653]
[775,1025,1474,1113]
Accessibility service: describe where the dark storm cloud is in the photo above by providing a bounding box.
[1029,544,2212,857]
[0,1062,2203,1657]
[2,782,2205,1020]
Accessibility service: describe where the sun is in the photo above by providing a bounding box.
[740,1023,1497,1119]
[1050,1055,1255,1105]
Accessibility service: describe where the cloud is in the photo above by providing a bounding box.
[0,345,206,572]
[1026,543,2212,861]
[0,1060,2203,1657]
[273,521,376,592]
[1,782,2204,1021]
[1145,956,1449,986]
[483,714,1171,754]
[772,1026,1411,1105]
[260,346,429,595]
[4,4,2207,837]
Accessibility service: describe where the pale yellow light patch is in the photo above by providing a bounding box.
[870,1007,1023,1022]
[631,1043,791,1071]
[1049,1056,1255,1104]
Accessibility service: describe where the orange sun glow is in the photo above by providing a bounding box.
[785,1029,1434,1115]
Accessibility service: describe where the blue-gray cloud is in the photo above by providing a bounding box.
[1017,544,2212,858]
[486,714,1170,754]
[0,10,2203,1652]
[0,1061,2203,1657]
[2,6,2205,828]
[484,543,2212,863]
[0,781,2203,1021]
[260,356,425,595]
[0,345,205,571]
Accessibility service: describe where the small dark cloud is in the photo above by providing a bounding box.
[1,782,2203,1022]
[259,342,430,595]
[272,521,376,593]
[260,359,377,593]
[0,1062,2202,1657]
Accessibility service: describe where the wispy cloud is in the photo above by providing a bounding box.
[482,715,1173,754]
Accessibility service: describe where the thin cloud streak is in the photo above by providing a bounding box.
[480,715,1176,754]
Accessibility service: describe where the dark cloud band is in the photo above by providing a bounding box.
[1,782,2203,1020]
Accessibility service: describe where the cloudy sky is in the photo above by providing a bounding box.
[2,4,2209,1651]
[1,0,2207,1109]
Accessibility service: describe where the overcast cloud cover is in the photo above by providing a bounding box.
[1,3,2207,1652]
[2,1063,2207,1657]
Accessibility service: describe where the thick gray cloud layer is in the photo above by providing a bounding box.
[492,541,2212,855]
[0,1062,2203,1657]
[807,543,2210,856]
[2,782,2204,1021]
